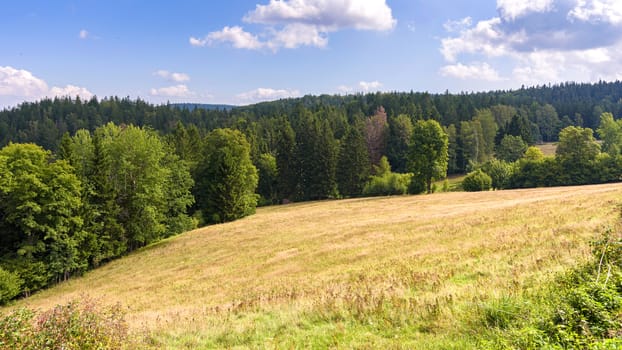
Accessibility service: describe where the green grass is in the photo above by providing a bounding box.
[4,183,622,348]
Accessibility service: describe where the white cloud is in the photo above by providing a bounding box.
[79,29,89,39]
[0,66,48,97]
[337,81,383,93]
[150,84,194,97]
[568,0,622,25]
[189,36,206,47]
[154,70,190,82]
[49,85,94,99]
[439,0,622,87]
[269,23,328,49]
[194,26,264,50]
[0,66,93,108]
[441,17,525,62]
[443,17,472,32]
[497,0,555,21]
[236,87,301,103]
[440,63,503,81]
[243,0,396,31]
[358,81,383,92]
[191,0,396,51]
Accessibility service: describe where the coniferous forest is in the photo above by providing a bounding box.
[2,81,622,302]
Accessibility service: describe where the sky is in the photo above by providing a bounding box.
[1,0,622,109]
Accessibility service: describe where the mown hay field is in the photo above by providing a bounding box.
[7,183,622,348]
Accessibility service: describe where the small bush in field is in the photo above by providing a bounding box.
[0,296,129,349]
[462,170,492,192]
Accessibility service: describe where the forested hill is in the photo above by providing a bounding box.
[2,81,622,152]
[0,81,619,148]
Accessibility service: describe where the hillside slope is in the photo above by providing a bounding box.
[8,183,622,348]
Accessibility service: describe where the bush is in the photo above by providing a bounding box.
[0,296,129,349]
[477,230,622,348]
[480,159,513,190]
[462,170,492,192]
[0,268,22,305]
[363,172,413,196]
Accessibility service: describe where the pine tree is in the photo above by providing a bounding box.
[337,125,370,197]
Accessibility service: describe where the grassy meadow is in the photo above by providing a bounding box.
[5,183,622,348]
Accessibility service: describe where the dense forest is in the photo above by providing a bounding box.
[2,80,622,302]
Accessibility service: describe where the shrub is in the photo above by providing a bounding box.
[480,159,513,190]
[363,172,413,196]
[0,296,129,349]
[0,268,22,305]
[462,170,492,192]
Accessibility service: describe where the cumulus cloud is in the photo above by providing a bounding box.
[154,70,190,82]
[243,0,396,31]
[0,66,48,97]
[568,0,622,25]
[191,0,396,51]
[497,0,555,21]
[440,63,503,81]
[50,85,94,99]
[150,84,194,97]
[79,29,89,39]
[0,66,93,108]
[439,0,622,87]
[236,87,301,103]
[338,81,383,94]
[192,26,264,49]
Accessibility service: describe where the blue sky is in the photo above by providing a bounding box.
[1,0,621,109]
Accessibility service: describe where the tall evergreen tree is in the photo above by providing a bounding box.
[337,125,371,197]
[275,118,297,201]
[196,128,258,223]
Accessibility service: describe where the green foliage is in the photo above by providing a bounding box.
[556,126,601,184]
[373,155,391,176]
[462,169,492,192]
[477,230,622,349]
[196,128,259,223]
[408,119,449,193]
[459,119,487,167]
[0,143,84,293]
[336,125,371,197]
[496,135,527,162]
[556,126,601,164]
[95,123,171,250]
[256,153,279,205]
[445,124,459,174]
[473,109,498,160]
[386,114,413,173]
[506,114,534,145]
[479,159,513,190]
[275,118,297,201]
[293,112,339,201]
[598,112,622,155]
[363,172,413,197]
[0,268,22,304]
[0,297,129,349]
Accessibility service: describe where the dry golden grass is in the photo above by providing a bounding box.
[6,183,622,347]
